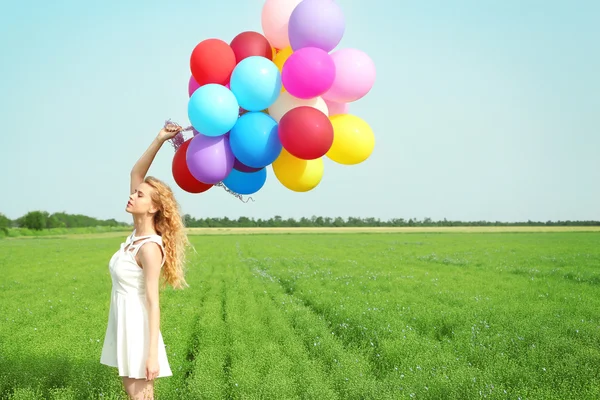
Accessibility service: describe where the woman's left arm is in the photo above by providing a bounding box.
[139,243,164,378]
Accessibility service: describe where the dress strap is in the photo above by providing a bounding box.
[129,237,166,267]
[131,229,158,241]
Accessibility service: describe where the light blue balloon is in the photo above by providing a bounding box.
[230,112,282,168]
[223,168,267,195]
[188,84,239,137]
[230,56,282,112]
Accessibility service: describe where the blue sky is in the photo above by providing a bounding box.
[0,0,598,223]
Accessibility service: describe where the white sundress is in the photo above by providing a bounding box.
[100,230,173,379]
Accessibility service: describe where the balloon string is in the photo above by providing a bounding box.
[164,119,193,152]
[164,119,255,203]
[215,182,255,203]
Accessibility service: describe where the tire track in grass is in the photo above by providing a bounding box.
[239,237,475,397]
[231,260,340,399]
[275,276,401,377]
[224,259,306,399]
[221,278,234,400]
[178,283,209,382]
[267,264,486,398]
[164,253,214,386]
[251,290,340,400]
[249,265,396,399]
[181,274,229,398]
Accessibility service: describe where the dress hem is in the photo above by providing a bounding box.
[100,361,173,379]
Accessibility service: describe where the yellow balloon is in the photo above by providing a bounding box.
[272,149,324,192]
[327,114,375,165]
[273,46,293,72]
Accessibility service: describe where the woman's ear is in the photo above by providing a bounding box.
[148,204,159,215]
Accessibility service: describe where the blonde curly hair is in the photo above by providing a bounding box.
[144,176,190,290]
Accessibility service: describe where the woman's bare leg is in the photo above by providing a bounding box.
[121,377,154,400]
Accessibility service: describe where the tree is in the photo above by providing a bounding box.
[183,214,194,227]
[22,211,48,230]
[0,213,10,233]
[46,214,64,229]
[299,217,312,227]
[333,217,345,227]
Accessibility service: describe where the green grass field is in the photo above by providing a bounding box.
[1,231,599,399]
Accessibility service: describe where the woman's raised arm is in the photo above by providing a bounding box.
[130,124,182,194]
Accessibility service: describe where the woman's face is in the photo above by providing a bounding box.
[126,182,157,215]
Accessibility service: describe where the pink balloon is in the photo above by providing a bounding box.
[261,0,303,49]
[188,76,200,97]
[282,47,335,99]
[324,99,349,116]
[322,48,376,103]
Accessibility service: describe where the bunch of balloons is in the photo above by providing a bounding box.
[171,0,376,197]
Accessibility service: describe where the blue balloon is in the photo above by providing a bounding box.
[230,56,282,112]
[188,84,239,137]
[230,112,282,168]
[223,168,267,195]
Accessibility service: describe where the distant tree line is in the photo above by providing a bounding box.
[0,211,128,231]
[182,215,600,228]
[1,211,598,232]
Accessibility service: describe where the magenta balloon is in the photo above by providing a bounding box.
[324,99,349,116]
[188,76,200,97]
[282,47,335,99]
[288,0,345,52]
[322,48,376,103]
[189,77,229,97]
[186,133,235,184]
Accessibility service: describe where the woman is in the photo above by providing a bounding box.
[100,123,190,400]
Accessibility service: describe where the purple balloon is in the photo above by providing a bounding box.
[288,0,345,52]
[186,134,234,184]
[233,158,263,173]
[188,76,200,97]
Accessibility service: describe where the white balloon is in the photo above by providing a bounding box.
[268,91,329,122]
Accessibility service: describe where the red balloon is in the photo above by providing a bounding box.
[172,139,213,193]
[278,106,334,160]
[190,39,236,86]
[230,31,273,64]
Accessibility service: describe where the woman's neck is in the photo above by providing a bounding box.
[132,214,156,237]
